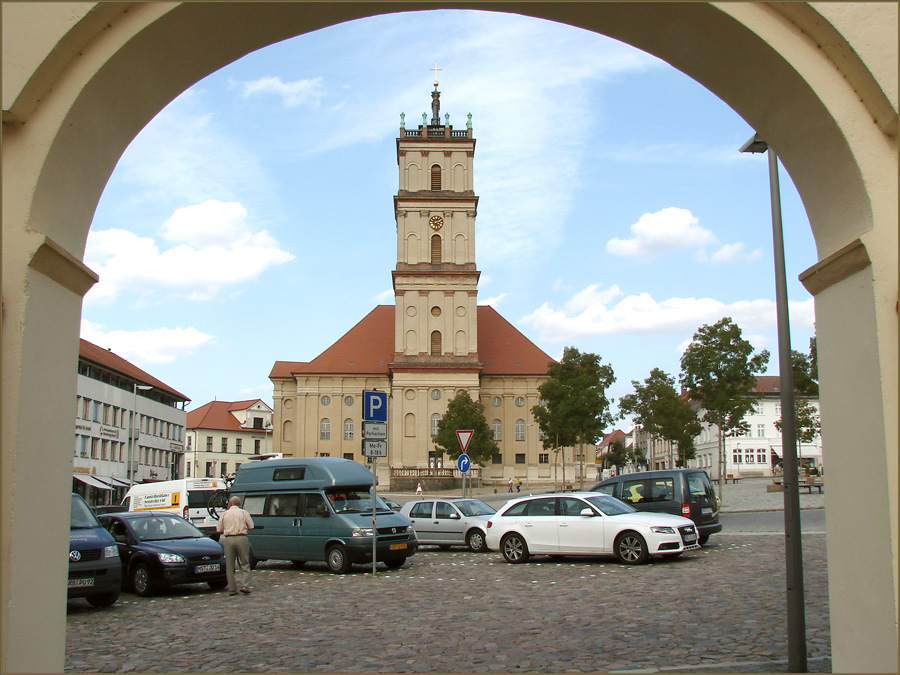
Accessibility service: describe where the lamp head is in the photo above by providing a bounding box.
[740,133,769,154]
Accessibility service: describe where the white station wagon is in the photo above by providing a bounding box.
[485,492,700,565]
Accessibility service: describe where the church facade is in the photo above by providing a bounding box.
[270,84,573,487]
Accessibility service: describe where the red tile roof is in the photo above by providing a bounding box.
[270,305,554,379]
[79,339,189,401]
[187,399,270,430]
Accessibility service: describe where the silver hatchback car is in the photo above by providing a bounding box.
[400,498,496,552]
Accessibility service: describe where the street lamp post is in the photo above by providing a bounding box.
[128,384,153,487]
[740,132,807,673]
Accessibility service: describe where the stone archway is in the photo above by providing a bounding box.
[3,3,896,672]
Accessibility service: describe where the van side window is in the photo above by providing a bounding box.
[303,493,328,517]
[267,494,301,517]
[622,480,645,504]
[649,479,674,502]
[594,484,614,496]
[242,494,266,516]
[273,468,306,481]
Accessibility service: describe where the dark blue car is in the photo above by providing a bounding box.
[98,511,227,596]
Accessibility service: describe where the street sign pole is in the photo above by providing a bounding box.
[456,431,473,498]
[371,455,377,575]
[363,390,388,576]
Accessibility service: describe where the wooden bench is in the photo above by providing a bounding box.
[724,474,741,484]
[799,477,824,493]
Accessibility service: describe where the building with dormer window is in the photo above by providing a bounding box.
[185,399,274,479]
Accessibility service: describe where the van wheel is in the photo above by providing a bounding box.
[248,548,259,570]
[500,533,530,563]
[131,563,154,596]
[615,532,648,565]
[326,545,352,574]
[207,579,228,590]
[383,558,406,570]
[466,529,487,553]
[86,591,119,607]
[290,559,307,568]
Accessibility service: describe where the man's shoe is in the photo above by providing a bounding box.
[229,592,238,596]
[240,587,251,594]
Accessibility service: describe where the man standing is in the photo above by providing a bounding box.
[216,495,254,596]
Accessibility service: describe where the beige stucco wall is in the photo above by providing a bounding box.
[2,3,896,672]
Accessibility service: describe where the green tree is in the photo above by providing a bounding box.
[679,317,769,491]
[532,347,616,489]
[432,390,498,466]
[775,398,821,443]
[791,336,819,396]
[605,438,630,472]
[619,368,702,467]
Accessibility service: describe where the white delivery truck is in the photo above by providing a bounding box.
[123,478,226,538]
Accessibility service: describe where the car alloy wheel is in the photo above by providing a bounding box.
[132,563,154,596]
[615,532,648,565]
[500,533,530,563]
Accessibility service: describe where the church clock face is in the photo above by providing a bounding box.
[429,215,444,231]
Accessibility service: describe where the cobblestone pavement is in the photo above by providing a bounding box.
[65,530,830,673]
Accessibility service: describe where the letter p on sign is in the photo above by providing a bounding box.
[363,391,388,422]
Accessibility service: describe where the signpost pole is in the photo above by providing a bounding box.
[371,456,377,575]
[362,390,389,577]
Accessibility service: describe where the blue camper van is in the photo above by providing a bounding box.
[229,457,418,574]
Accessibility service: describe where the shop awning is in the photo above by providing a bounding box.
[73,474,112,490]
[90,475,130,489]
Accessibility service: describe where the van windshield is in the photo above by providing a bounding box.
[71,494,102,529]
[325,489,389,513]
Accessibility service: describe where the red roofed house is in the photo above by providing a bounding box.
[74,339,189,505]
[185,399,274,480]
[270,86,564,489]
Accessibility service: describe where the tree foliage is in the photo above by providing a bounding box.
[605,438,630,472]
[791,336,819,396]
[679,317,770,435]
[532,347,616,452]
[432,390,498,466]
[619,367,702,466]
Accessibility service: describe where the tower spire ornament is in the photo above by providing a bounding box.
[431,61,442,87]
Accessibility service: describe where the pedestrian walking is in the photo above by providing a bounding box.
[516,478,522,492]
[508,477,514,493]
[416,482,423,497]
[216,495,254,596]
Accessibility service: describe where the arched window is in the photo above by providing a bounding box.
[515,419,526,441]
[492,419,502,441]
[431,164,441,190]
[430,331,442,356]
[431,234,441,263]
[343,418,354,441]
[319,418,330,441]
[431,413,441,437]
[404,413,416,437]
[282,420,293,443]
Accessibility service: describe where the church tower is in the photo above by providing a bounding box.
[390,76,482,467]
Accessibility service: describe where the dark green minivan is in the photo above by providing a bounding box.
[590,468,722,544]
[229,457,418,573]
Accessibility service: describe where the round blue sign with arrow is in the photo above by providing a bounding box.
[457,453,471,473]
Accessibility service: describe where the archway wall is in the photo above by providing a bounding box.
[2,3,896,672]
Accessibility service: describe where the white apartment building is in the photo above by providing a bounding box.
[74,339,189,505]
[690,376,822,479]
[185,399,274,480]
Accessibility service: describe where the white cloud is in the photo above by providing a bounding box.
[606,207,718,260]
[81,319,214,365]
[234,75,326,107]
[374,289,394,304]
[520,284,815,342]
[84,200,295,304]
[479,293,508,308]
[710,242,764,264]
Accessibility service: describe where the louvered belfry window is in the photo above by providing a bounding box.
[430,331,442,356]
[431,165,441,190]
[431,234,441,263]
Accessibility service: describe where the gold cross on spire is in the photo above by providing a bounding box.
[431,62,442,86]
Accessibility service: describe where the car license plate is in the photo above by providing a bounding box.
[389,543,407,551]
[195,564,220,573]
[68,578,94,588]
[701,507,712,515]
[684,533,697,542]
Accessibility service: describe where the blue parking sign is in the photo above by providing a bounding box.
[363,390,388,422]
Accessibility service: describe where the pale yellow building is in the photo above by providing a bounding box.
[271,87,563,488]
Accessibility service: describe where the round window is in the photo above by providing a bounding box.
[492,397,502,407]
[431,389,441,400]
[431,306,442,317]
[515,397,525,407]
[321,396,331,406]
[344,396,354,406]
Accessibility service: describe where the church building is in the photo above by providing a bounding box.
[270,80,565,488]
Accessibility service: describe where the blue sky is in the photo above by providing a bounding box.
[81,10,817,425]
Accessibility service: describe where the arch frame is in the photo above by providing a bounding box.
[2,3,896,672]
